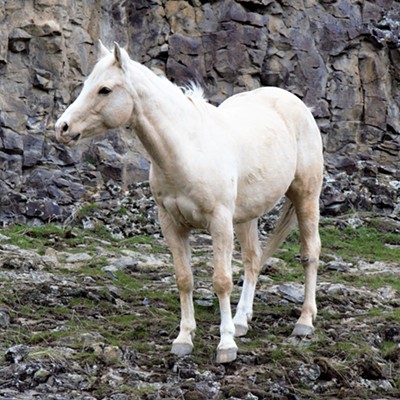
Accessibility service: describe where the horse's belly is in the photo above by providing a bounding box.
[234,193,279,224]
[233,174,293,224]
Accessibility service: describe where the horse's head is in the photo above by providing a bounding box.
[55,41,134,145]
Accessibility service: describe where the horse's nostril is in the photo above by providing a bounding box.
[62,122,69,133]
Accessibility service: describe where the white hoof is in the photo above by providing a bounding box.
[234,323,248,337]
[216,347,237,363]
[291,323,314,337]
[171,342,193,356]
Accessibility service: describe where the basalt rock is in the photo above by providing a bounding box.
[0,0,399,225]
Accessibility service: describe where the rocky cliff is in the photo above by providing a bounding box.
[0,0,399,225]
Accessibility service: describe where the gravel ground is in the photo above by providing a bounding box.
[0,188,399,399]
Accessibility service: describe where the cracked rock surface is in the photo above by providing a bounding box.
[0,0,399,225]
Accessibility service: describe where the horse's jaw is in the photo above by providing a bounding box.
[65,133,81,146]
[57,132,81,146]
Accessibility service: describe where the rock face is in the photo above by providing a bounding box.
[0,0,399,224]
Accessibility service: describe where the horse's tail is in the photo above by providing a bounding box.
[260,199,297,266]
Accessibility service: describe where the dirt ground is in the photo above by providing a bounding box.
[0,216,399,399]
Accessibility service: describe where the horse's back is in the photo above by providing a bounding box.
[219,87,318,137]
[219,86,299,108]
[218,86,323,172]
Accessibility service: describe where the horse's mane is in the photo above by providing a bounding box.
[147,64,208,109]
[182,81,205,100]
[181,81,209,110]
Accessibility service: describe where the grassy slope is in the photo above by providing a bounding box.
[0,216,399,398]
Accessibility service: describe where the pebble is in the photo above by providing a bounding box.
[289,363,321,384]
[325,260,351,271]
[110,256,138,271]
[195,299,214,307]
[34,368,51,383]
[110,394,130,400]
[0,308,11,327]
[102,265,119,279]
[83,276,97,284]
[103,346,123,365]
[276,283,304,303]
[5,345,29,363]
[195,288,215,307]
[355,260,397,274]
[326,283,346,294]
[0,244,21,251]
[65,253,92,263]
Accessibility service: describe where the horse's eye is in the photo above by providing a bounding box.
[98,87,111,95]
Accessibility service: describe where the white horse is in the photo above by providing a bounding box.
[56,42,323,363]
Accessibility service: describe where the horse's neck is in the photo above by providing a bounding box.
[128,63,198,173]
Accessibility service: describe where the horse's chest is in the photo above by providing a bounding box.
[150,166,225,229]
[161,194,209,228]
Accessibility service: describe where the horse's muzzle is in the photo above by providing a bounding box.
[55,120,80,145]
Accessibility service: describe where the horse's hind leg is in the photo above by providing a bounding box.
[233,219,262,337]
[158,207,195,355]
[287,188,321,336]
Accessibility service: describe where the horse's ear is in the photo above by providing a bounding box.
[114,42,129,70]
[97,40,110,59]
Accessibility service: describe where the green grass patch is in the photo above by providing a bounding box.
[0,224,65,252]
[0,224,116,254]
[120,235,167,254]
[274,220,400,266]
[84,255,110,269]
[367,307,400,321]
[270,222,400,296]
[380,341,398,359]
[113,270,147,292]
[343,273,400,291]
[76,203,99,217]
[29,329,72,345]
[320,225,400,263]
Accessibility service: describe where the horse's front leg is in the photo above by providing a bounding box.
[210,207,238,363]
[158,208,195,355]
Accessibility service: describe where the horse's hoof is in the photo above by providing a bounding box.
[171,342,193,356]
[234,324,248,337]
[291,323,314,337]
[216,347,237,363]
